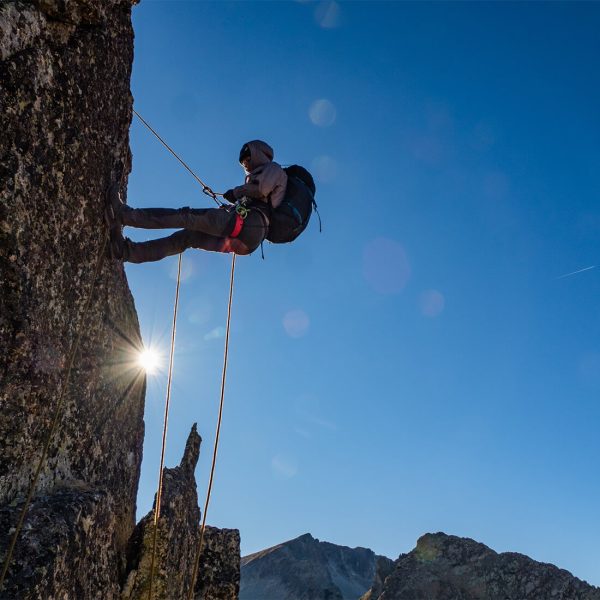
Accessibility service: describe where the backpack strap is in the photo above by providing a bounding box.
[290,175,322,233]
[313,199,322,233]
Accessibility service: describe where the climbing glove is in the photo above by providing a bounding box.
[223,189,237,203]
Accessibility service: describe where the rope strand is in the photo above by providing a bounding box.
[147,253,183,600]
[132,109,223,205]
[187,253,237,600]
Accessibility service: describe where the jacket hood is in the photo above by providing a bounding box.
[240,140,274,171]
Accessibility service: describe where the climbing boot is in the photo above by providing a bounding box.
[108,226,130,261]
[104,182,125,227]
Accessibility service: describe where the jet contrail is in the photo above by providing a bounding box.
[557,265,596,280]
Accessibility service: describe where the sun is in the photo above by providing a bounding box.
[137,347,161,374]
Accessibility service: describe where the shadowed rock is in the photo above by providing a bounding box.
[241,533,386,600]
[0,2,241,597]
[121,425,240,600]
[362,532,600,600]
[195,526,241,600]
[0,0,143,597]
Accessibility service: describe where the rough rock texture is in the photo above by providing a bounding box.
[0,0,144,597]
[122,426,202,599]
[363,532,600,600]
[240,533,384,600]
[195,526,241,600]
[122,425,240,600]
[359,556,395,600]
[0,2,242,597]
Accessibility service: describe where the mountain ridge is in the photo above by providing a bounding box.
[242,531,600,600]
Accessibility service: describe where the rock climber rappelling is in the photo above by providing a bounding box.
[105,140,318,263]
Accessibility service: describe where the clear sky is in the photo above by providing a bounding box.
[126,0,600,586]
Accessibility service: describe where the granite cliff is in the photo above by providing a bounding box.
[0,2,239,598]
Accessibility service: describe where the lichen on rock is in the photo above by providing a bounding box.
[0,2,240,597]
[1,0,143,595]
[121,425,240,600]
[363,532,600,600]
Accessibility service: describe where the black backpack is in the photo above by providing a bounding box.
[266,165,319,244]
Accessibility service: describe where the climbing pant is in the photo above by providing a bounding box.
[121,205,267,264]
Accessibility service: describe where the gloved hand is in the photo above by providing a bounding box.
[223,189,237,203]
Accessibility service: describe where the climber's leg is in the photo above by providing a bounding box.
[124,229,251,263]
[122,206,234,237]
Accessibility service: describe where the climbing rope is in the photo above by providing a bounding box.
[132,109,223,205]
[0,229,109,592]
[187,254,237,600]
[146,253,183,600]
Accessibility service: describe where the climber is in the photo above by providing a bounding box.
[106,140,287,262]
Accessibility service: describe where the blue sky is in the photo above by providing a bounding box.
[126,0,600,585]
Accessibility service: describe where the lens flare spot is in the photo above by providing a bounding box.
[271,455,298,479]
[283,309,310,338]
[315,0,341,29]
[137,347,161,374]
[419,289,445,317]
[204,326,225,341]
[168,257,195,282]
[311,155,338,183]
[309,99,336,127]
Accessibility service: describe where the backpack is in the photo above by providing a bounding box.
[266,165,319,244]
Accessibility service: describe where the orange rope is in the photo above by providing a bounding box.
[187,254,237,600]
[147,253,183,600]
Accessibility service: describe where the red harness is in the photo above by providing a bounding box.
[230,213,244,238]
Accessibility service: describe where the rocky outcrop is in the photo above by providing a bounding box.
[359,556,395,600]
[240,533,385,600]
[122,425,240,600]
[0,2,241,597]
[195,526,241,600]
[0,1,140,597]
[122,426,202,599]
[363,532,600,600]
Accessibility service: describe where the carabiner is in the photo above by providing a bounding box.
[235,203,249,219]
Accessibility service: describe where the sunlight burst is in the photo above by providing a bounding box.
[137,347,161,374]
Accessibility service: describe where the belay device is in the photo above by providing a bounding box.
[266,165,319,244]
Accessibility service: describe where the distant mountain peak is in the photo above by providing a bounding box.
[241,534,389,600]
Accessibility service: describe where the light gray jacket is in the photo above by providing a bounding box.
[232,140,288,209]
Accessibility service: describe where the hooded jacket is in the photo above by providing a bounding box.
[232,140,288,210]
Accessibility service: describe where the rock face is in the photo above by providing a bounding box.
[122,425,240,600]
[195,526,241,600]
[362,532,600,600]
[1,2,241,597]
[0,0,144,597]
[240,533,387,600]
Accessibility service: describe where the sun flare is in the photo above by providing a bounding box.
[137,347,161,374]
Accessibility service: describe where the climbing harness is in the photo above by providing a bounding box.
[234,202,250,220]
[132,109,223,205]
[0,227,110,593]
[147,253,183,600]
[230,213,245,239]
[229,201,250,238]
[187,254,237,600]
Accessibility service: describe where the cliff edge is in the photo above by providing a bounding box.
[1,1,144,597]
